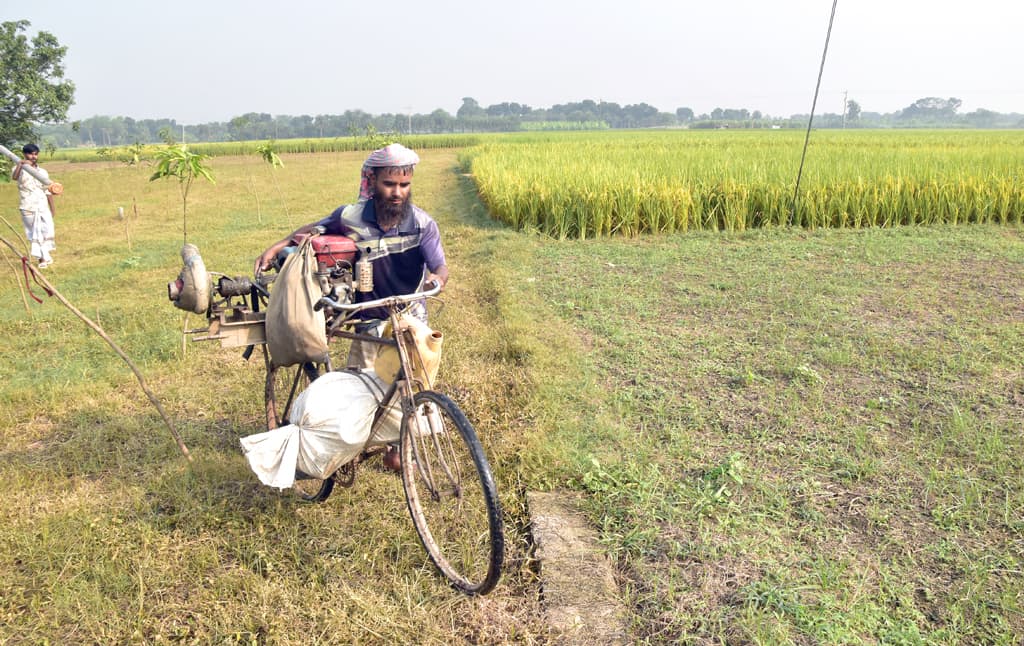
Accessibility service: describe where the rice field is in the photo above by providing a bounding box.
[50,133,483,163]
[461,130,1024,238]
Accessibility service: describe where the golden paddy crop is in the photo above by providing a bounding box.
[462,130,1024,238]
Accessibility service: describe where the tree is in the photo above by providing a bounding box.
[898,97,962,122]
[427,109,454,133]
[149,145,215,243]
[845,99,862,122]
[0,21,75,146]
[229,115,251,141]
[964,108,999,128]
[621,103,659,127]
[676,107,694,122]
[456,97,485,119]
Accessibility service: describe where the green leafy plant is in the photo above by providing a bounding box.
[348,124,397,150]
[149,144,215,242]
[253,140,286,221]
[694,452,746,515]
[157,126,176,145]
[121,141,147,167]
[255,140,283,168]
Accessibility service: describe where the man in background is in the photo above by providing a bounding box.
[12,144,57,269]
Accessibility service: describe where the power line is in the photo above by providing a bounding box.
[791,0,840,225]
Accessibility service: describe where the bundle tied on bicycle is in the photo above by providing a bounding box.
[240,370,391,488]
[240,312,444,489]
[264,235,329,367]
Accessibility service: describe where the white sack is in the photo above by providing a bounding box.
[367,386,403,447]
[240,370,386,489]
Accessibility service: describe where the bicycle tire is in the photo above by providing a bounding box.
[264,360,334,503]
[400,390,504,595]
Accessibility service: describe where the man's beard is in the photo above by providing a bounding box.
[377,191,411,229]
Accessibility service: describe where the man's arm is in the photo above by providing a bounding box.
[418,217,448,289]
[46,191,55,217]
[254,222,320,275]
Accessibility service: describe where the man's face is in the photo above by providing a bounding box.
[372,169,413,205]
[24,150,39,165]
[372,169,413,224]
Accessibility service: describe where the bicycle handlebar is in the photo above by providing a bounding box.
[314,280,442,313]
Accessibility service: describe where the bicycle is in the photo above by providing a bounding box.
[172,235,505,595]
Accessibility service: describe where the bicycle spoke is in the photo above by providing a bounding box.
[401,391,503,595]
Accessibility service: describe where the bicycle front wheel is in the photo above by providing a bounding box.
[400,391,504,595]
[265,360,334,503]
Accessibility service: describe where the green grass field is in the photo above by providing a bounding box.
[1,138,1022,643]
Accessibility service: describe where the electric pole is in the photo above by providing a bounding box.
[842,90,848,129]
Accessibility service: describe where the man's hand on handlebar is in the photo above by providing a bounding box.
[426,265,449,290]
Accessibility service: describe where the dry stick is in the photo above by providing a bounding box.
[2,250,31,313]
[0,236,193,463]
[248,176,262,224]
[270,169,289,220]
[0,215,32,313]
[181,312,189,357]
[123,208,132,253]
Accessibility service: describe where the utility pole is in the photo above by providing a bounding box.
[842,90,848,129]
[405,105,413,135]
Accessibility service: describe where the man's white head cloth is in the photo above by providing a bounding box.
[358,143,420,200]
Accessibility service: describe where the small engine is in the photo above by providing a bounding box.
[282,233,358,307]
[166,235,359,350]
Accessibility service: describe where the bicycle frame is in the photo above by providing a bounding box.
[315,281,443,436]
[171,252,503,594]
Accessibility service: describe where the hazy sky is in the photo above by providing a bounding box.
[4,0,1022,124]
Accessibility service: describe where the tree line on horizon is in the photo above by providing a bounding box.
[36,96,1024,149]
[4,19,1022,154]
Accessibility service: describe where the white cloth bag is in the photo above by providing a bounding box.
[240,371,386,489]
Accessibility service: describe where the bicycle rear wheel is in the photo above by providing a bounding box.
[264,359,334,502]
[400,391,504,595]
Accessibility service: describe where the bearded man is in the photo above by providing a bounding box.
[255,143,449,370]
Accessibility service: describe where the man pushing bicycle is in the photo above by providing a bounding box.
[255,143,449,470]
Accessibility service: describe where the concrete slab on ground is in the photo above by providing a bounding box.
[527,491,627,644]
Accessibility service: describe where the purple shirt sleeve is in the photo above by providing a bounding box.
[419,218,446,272]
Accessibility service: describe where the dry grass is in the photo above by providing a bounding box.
[0,149,555,643]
